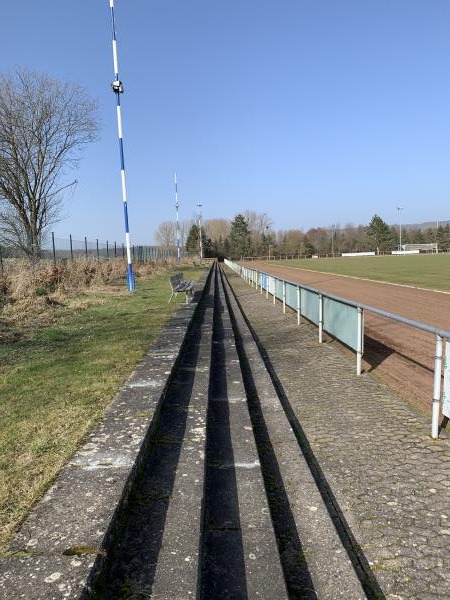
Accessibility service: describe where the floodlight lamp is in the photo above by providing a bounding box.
[111,80,124,94]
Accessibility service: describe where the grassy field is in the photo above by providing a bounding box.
[0,265,204,549]
[269,254,450,291]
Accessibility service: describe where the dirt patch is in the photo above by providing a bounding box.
[248,261,450,418]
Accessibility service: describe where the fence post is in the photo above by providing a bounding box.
[122,243,125,259]
[85,237,88,259]
[273,278,276,305]
[318,293,323,343]
[283,281,286,314]
[266,276,269,299]
[297,286,301,325]
[96,239,99,260]
[69,234,74,262]
[114,241,117,258]
[260,272,263,294]
[431,334,443,438]
[357,307,363,375]
[0,245,3,274]
[52,232,56,265]
[106,240,109,259]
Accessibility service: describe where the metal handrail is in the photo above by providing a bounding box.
[227,259,449,439]
[262,271,450,341]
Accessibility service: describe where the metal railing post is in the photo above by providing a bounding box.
[297,286,301,325]
[283,281,286,314]
[432,334,443,438]
[266,276,269,299]
[260,273,263,294]
[357,307,363,375]
[106,240,109,259]
[96,239,100,260]
[69,234,73,262]
[85,237,88,259]
[318,293,323,343]
[273,278,276,304]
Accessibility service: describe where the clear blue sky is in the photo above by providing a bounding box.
[2,1,450,243]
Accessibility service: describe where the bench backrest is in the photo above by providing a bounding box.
[169,273,183,290]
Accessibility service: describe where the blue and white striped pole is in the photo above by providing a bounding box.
[175,173,180,263]
[109,0,135,291]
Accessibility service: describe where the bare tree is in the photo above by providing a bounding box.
[243,210,273,236]
[180,219,193,250]
[204,218,230,242]
[0,69,99,259]
[155,221,176,248]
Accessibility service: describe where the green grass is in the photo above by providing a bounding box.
[0,265,205,548]
[270,254,450,291]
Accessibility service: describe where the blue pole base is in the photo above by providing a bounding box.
[126,263,135,292]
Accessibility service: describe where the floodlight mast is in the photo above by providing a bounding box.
[109,0,135,291]
[175,173,180,263]
[197,202,203,260]
[397,206,404,252]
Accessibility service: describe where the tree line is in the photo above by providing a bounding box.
[155,212,450,259]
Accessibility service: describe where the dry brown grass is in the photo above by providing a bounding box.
[0,256,201,332]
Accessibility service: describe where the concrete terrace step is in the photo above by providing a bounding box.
[0,269,212,600]
[100,264,215,598]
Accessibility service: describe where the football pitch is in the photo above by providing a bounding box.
[270,254,450,291]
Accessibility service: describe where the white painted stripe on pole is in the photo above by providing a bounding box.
[112,40,119,75]
[121,170,127,201]
[357,307,363,375]
[318,294,323,343]
[125,232,132,263]
[116,106,123,138]
[110,0,114,8]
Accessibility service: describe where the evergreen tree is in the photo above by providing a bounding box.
[303,236,315,256]
[365,215,396,252]
[436,226,447,250]
[228,214,252,259]
[185,223,199,253]
[412,229,425,244]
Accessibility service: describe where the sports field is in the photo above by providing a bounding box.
[270,253,450,291]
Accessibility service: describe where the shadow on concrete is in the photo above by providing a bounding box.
[198,268,248,599]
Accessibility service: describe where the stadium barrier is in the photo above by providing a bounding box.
[224,258,450,439]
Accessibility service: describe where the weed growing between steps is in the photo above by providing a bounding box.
[0,265,204,549]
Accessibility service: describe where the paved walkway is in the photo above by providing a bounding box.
[228,269,450,600]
